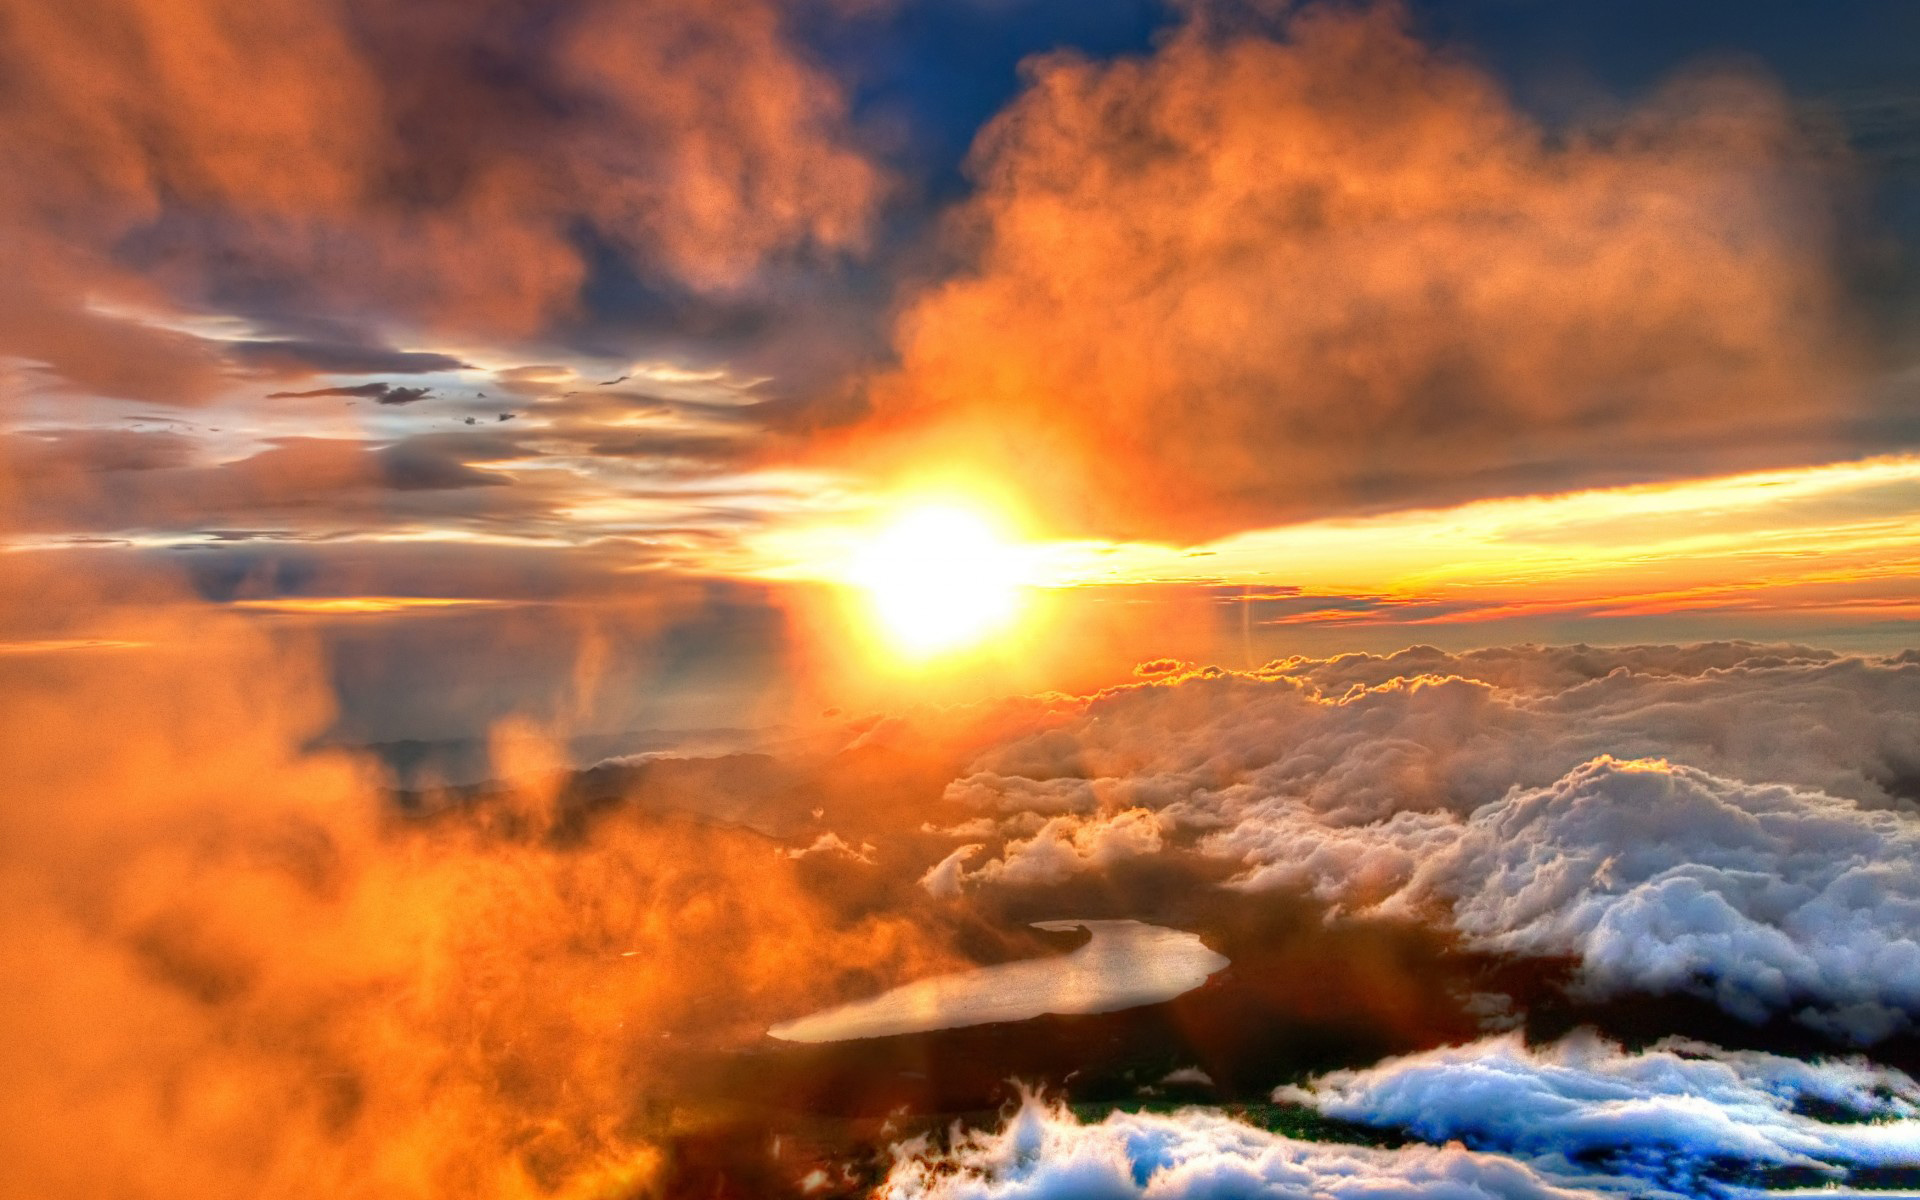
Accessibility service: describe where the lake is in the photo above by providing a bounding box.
[768,919,1230,1044]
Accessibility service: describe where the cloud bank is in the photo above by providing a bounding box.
[880,1094,1603,1200]
[934,644,1920,1039]
[0,0,880,401]
[862,0,1862,539]
[1382,757,1920,1043]
[881,1033,1920,1199]
[1285,1031,1920,1194]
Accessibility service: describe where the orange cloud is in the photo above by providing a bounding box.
[0,0,882,401]
[0,549,979,1198]
[854,0,1862,541]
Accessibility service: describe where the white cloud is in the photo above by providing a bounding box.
[961,644,1920,830]
[920,843,982,899]
[931,645,1920,1037]
[1282,1031,1920,1195]
[1205,755,1920,1040]
[1391,758,1920,1041]
[784,830,875,862]
[877,1033,1920,1200]
[959,809,1167,889]
[879,1094,1608,1200]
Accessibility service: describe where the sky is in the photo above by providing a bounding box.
[6,5,1920,1199]
[3,0,1919,750]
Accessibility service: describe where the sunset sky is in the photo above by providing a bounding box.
[6,4,1920,1199]
[5,0,1919,744]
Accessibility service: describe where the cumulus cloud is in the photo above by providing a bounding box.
[1283,1031,1920,1194]
[879,1094,1606,1200]
[1381,758,1920,1042]
[955,643,1919,827]
[786,830,876,862]
[942,809,1167,890]
[857,0,1862,539]
[877,1034,1920,1199]
[920,843,984,899]
[934,644,1920,1038]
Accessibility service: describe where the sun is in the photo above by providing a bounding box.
[846,502,1029,660]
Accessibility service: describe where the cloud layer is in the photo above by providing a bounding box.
[932,644,1920,1039]
[0,571,979,1198]
[880,1033,1920,1199]
[862,1,1861,539]
[1286,1031,1920,1194]
[880,1094,1602,1200]
[0,0,880,401]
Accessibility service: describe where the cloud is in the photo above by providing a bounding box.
[856,0,1863,540]
[229,340,472,376]
[932,644,1920,1038]
[876,1033,1920,1199]
[0,0,882,401]
[0,560,978,1198]
[879,1093,1608,1200]
[1283,1031,1920,1194]
[920,843,983,899]
[955,643,1919,825]
[1379,757,1920,1043]
[267,382,436,405]
[941,808,1166,890]
[0,432,544,537]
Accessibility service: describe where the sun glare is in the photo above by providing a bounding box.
[847,503,1029,659]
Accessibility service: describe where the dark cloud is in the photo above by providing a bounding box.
[373,436,511,491]
[0,430,546,537]
[230,339,473,376]
[0,0,884,403]
[581,429,752,461]
[266,382,436,405]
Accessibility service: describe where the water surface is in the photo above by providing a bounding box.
[768,919,1229,1044]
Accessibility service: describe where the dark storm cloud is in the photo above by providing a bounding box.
[267,383,436,405]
